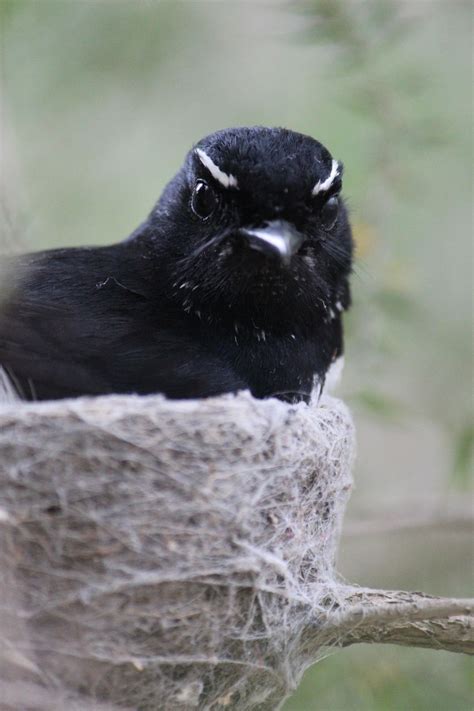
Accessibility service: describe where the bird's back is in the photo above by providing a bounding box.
[0,243,248,400]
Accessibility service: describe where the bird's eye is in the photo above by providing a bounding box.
[191,180,218,220]
[320,195,339,231]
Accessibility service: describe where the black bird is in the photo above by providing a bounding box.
[0,126,353,403]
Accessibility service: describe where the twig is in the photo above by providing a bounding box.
[321,588,474,655]
[344,513,473,536]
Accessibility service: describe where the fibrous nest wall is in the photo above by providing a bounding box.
[0,391,355,710]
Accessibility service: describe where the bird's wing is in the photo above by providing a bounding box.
[0,271,245,401]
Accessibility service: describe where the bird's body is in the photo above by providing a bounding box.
[0,127,353,403]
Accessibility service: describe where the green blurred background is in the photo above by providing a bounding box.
[1,1,472,709]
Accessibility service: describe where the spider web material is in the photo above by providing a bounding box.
[0,389,355,710]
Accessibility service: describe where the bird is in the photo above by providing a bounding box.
[0,126,353,404]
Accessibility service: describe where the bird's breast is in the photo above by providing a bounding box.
[214,325,333,403]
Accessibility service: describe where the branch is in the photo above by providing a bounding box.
[344,511,473,536]
[321,588,474,654]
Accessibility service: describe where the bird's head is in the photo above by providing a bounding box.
[147,127,353,328]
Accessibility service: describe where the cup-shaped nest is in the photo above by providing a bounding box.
[0,392,354,710]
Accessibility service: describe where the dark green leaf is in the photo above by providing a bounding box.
[452,424,474,489]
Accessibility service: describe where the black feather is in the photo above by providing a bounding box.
[0,126,353,403]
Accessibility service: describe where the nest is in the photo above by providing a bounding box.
[0,390,355,710]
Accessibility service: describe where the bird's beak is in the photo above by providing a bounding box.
[239,220,305,265]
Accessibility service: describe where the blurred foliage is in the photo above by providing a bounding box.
[1,1,472,709]
[286,646,473,711]
[293,0,473,496]
[351,388,406,421]
[452,424,474,491]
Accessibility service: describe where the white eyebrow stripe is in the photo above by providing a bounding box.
[195,148,239,189]
[311,159,340,196]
